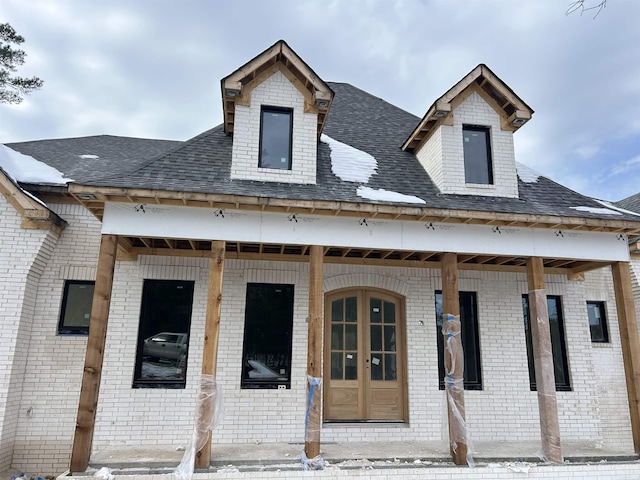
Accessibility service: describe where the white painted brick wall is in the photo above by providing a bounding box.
[416,91,519,198]
[230,70,318,184]
[0,196,59,472]
[4,201,637,473]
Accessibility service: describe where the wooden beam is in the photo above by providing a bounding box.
[440,252,468,465]
[195,240,226,469]
[305,245,323,459]
[70,234,118,472]
[611,262,640,454]
[526,257,562,464]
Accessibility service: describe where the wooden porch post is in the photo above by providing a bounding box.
[526,257,562,463]
[195,240,226,469]
[304,245,323,459]
[440,252,468,465]
[70,234,118,472]
[611,261,640,454]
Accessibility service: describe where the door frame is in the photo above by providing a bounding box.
[323,287,408,423]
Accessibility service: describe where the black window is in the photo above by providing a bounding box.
[463,125,493,184]
[587,301,609,343]
[259,106,293,170]
[241,283,294,389]
[522,295,571,391]
[133,280,194,389]
[58,280,95,335]
[435,291,482,390]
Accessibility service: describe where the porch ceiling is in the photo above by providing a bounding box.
[113,237,608,277]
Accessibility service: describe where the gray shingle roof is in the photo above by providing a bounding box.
[5,83,637,222]
[616,193,640,214]
[6,135,182,183]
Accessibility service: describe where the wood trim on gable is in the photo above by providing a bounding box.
[221,40,334,137]
[402,64,534,152]
[0,170,66,234]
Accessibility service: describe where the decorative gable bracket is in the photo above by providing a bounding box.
[402,64,534,152]
[221,40,334,138]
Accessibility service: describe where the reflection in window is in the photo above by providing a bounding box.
[587,301,609,343]
[58,280,95,335]
[435,291,482,390]
[133,280,194,389]
[522,295,571,391]
[259,106,293,170]
[241,283,294,389]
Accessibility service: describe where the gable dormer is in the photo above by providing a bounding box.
[222,40,333,184]
[403,64,533,198]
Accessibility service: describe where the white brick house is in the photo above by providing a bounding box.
[1,40,640,477]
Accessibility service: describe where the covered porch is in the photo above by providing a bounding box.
[64,185,640,474]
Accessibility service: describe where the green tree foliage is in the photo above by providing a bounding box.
[0,22,43,104]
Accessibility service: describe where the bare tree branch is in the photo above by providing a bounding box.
[566,0,607,18]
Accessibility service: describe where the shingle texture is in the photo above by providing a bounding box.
[617,193,640,214]
[5,83,636,222]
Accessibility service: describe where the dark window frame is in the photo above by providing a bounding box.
[435,291,483,390]
[462,125,493,185]
[587,301,609,343]
[258,106,293,170]
[241,283,295,389]
[58,280,95,335]
[133,279,195,389]
[522,294,571,391]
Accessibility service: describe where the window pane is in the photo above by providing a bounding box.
[587,301,609,343]
[58,280,95,335]
[384,326,396,352]
[345,324,357,350]
[345,297,357,322]
[435,291,482,390]
[370,354,383,380]
[370,298,382,323]
[134,280,194,388]
[259,107,292,170]
[385,354,397,381]
[331,299,343,322]
[241,283,294,389]
[463,126,493,184]
[345,353,357,380]
[331,324,343,350]
[331,352,343,380]
[522,295,571,391]
[383,301,396,324]
[370,325,382,351]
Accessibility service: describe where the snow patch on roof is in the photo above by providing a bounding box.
[570,205,622,216]
[516,162,542,183]
[594,199,640,217]
[0,144,73,185]
[321,134,377,183]
[79,154,100,160]
[357,186,426,204]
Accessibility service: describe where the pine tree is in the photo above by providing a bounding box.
[0,22,43,104]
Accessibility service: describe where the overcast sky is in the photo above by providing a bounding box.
[2,0,639,201]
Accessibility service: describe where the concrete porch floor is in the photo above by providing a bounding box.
[85,439,637,472]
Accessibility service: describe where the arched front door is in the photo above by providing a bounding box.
[324,289,407,422]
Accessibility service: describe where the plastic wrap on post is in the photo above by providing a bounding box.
[529,289,562,464]
[442,313,475,467]
[300,375,325,470]
[174,375,223,480]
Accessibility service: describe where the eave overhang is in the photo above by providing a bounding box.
[402,64,534,153]
[221,40,334,138]
[0,170,66,233]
